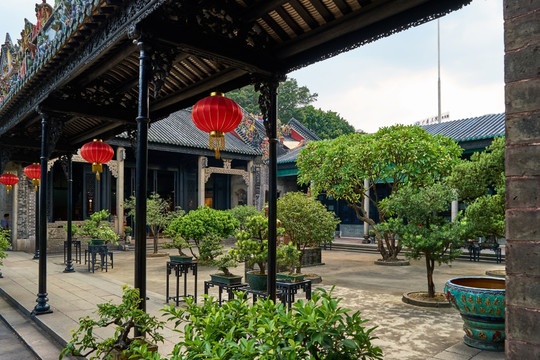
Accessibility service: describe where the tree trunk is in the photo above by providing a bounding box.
[425,255,435,298]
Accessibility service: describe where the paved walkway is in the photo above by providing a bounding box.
[0,245,505,359]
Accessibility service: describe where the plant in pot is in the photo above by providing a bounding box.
[0,230,10,278]
[276,242,303,282]
[165,206,239,261]
[277,192,339,273]
[72,209,119,245]
[60,285,164,360]
[161,233,193,263]
[229,215,284,291]
[124,192,184,254]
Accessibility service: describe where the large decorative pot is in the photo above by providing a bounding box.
[246,271,267,291]
[169,255,193,263]
[444,277,505,351]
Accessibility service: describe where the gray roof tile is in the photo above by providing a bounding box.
[421,113,505,142]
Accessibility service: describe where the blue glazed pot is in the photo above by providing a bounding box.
[444,277,505,351]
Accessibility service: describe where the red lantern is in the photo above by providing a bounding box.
[80,139,114,180]
[191,92,242,159]
[0,173,19,194]
[24,163,41,192]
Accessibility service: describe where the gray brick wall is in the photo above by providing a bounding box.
[504,0,540,357]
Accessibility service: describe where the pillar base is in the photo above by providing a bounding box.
[32,293,52,315]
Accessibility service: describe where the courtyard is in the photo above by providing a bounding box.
[0,243,504,359]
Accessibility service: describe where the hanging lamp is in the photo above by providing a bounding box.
[191,92,242,159]
[24,163,41,191]
[80,139,114,180]
[0,173,19,194]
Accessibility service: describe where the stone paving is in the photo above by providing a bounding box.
[0,244,505,360]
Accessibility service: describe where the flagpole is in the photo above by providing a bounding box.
[437,19,442,124]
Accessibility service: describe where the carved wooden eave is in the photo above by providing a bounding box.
[203,158,250,185]
[0,0,472,163]
[48,151,119,178]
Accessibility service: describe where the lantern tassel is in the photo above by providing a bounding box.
[6,185,12,194]
[209,131,225,160]
[32,179,40,192]
[92,163,103,180]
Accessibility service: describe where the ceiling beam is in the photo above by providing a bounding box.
[42,98,135,123]
[153,24,280,76]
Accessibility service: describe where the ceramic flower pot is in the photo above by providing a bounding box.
[169,255,193,263]
[276,272,305,282]
[444,276,505,351]
[210,273,242,284]
[246,271,267,291]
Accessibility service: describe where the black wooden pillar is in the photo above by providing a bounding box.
[64,154,74,273]
[257,78,280,301]
[134,34,151,320]
[32,188,39,259]
[34,111,52,315]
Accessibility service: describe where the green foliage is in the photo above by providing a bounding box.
[447,136,505,240]
[150,287,382,360]
[227,78,318,122]
[166,207,239,260]
[277,242,302,274]
[377,182,468,297]
[229,215,285,275]
[297,124,462,261]
[0,230,10,266]
[161,235,191,256]
[60,286,164,360]
[277,192,339,272]
[124,192,184,253]
[71,209,119,244]
[228,205,263,230]
[296,105,356,139]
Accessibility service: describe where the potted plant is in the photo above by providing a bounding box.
[124,193,184,254]
[60,285,164,360]
[276,242,303,282]
[229,215,285,291]
[162,234,193,263]
[277,192,339,272]
[208,252,242,284]
[165,206,238,261]
[72,209,119,245]
[0,230,10,278]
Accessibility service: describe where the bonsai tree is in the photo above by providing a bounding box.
[228,205,263,230]
[229,215,285,275]
[209,252,239,277]
[166,206,239,260]
[277,191,339,273]
[72,209,119,244]
[447,136,505,243]
[124,192,184,254]
[297,125,462,262]
[161,233,191,257]
[277,242,302,275]
[376,182,468,298]
[0,230,10,278]
[60,285,164,360]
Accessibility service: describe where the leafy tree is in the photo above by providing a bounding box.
[227,78,317,121]
[124,193,184,254]
[228,205,263,230]
[296,105,356,139]
[71,209,119,244]
[377,183,468,297]
[277,192,339,272]
[0,230,10,273]
[297,125,462,262]
[166,206,239,260]
[446,137,505,241]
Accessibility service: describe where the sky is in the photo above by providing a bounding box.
[1,0,504,133]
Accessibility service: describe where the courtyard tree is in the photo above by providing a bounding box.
[447,136,505,242]
[376,182,468,298]
[296,105,356,139]
[297,124,462,262]
[124,193,184,254]
[277,192,339,272]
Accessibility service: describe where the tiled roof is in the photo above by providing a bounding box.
[421,113,505,142]
[277,145,306,164]
[119,110,261,156]
[288,118,321,141]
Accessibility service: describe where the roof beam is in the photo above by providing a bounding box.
[42,98,135,122]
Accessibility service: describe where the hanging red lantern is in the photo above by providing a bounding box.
[0,173,19,194]
[80,139,114,180]
[24,163,41,192]
[191,92,242,159]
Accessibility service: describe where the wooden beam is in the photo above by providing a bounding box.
[42,99,134,122]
